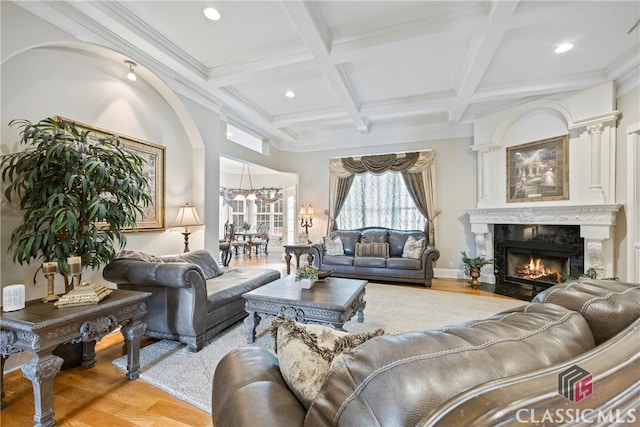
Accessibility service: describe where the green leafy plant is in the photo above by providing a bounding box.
[1,117,152,290]
[242,222,251,231]
[295,265,318,281]
[460,251,494,276]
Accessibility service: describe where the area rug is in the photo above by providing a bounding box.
[112,283,524,413]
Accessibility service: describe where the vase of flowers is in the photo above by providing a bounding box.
[295,265,318,289]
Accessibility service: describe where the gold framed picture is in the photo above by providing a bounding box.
[506,135,569,203]
[58,117,166,231]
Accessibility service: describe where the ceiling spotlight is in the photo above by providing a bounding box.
[204,7,221,21]
[555,43,573,54]
[124,60,137,81]
[285,90,296,98]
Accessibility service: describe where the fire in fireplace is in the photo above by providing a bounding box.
[505,241,570,285]
[494,224,583,300]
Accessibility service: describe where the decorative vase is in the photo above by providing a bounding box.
[298,278,314,289]
[468,267,481,288]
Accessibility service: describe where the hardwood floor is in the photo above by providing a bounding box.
[1,251,514,426]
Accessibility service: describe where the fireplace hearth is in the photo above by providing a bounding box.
[494,224,583,300]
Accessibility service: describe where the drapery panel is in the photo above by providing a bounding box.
[328,151,439,245]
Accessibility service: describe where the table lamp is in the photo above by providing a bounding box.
[172,203,204,252]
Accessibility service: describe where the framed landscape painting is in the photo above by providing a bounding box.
[59,117,166,231]
[506,135,569,203]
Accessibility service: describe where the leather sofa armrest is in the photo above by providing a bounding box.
[421,243,440,263]
[312,243,325,267]
[212,347,305,427]
[103,259,206,289]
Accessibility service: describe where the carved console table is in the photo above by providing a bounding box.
[283,244,315,274]
[0,289,150,427]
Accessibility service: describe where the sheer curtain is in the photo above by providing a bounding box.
[328,151,440,246]
[337,172,426,230]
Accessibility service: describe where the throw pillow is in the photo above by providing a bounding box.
[115,250,163,262]
[270,315,384,409]
[179,251,224,279]
[324,236,344,256]
[402,235,425,259]
[355,242,390,258]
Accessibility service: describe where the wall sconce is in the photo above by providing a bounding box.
[172,203,203,252]
[299,204,314,234]
[124,60,137,81]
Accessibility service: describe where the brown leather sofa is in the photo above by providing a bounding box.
[311,227,440,287]
[211,279,640,426]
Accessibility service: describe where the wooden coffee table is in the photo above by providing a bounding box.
[242,276,367,343]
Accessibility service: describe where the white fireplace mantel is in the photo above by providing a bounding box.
[466,204,622,283]
[467,204,621,227]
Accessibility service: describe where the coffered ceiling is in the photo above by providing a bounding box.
[11,1,640,152]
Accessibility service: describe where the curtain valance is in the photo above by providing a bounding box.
[330,151,434,178]
[328,150,439,245]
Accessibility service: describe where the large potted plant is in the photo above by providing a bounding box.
[1,117,152,292]
[461,251,494,288]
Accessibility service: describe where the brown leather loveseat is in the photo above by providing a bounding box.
[211,279,640,426]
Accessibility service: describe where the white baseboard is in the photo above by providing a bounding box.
[434,268,464,280]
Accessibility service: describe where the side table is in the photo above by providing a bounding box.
[0,289,151,427]
[283,244,314,275]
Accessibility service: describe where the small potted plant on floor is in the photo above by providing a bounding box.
[295,265,318,289]
[461,251,494,288]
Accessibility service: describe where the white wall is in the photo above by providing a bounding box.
[616,86,640,281]
[278,136,478,278]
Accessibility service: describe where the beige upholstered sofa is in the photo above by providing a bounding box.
[211,279,640,426]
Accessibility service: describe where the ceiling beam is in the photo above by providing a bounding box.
[282,1,370,134]
[448,0,520,123]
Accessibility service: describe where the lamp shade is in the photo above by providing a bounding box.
[172,204,203,229]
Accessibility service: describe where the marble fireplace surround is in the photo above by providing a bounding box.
[467,204,622,284]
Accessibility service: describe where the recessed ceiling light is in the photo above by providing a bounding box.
[285,90,296,98]
[203,7,221,21]
[555,43,573,53]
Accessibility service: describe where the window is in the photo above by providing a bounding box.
[255,200,283,235]
[255,200,270,229]
[226,124,262,153]
[272,199,283,235]
[337,172,425,230]
[231,200,245,228]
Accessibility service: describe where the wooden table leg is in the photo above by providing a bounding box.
[81,340,97,369]
[285,252,292,275]
[21,352,63,427]
[244,311,261,344]
[121,320,147,380]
